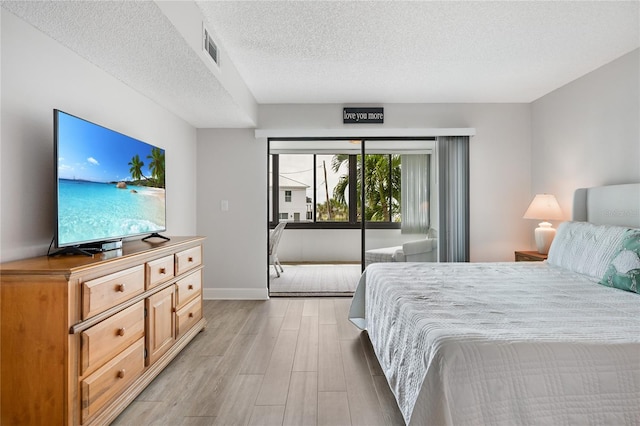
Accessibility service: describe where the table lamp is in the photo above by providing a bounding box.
[523,194,564,254]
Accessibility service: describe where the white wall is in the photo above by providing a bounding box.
[531,49,640,218]
[275,229,360,264]
[277,229,427,263]
[196,129,268,299]
[0,10,197,262]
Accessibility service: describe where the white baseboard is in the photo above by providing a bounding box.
[203,287,269,300]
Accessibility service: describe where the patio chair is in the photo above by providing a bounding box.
[269,221,287,277]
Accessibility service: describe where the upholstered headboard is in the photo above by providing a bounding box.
[572,183,640,228]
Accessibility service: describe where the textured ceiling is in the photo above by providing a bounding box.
[2,0,255,128]
[3,1,639,128]
[197,0,640,104]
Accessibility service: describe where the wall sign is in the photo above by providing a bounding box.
[343,107,384,124]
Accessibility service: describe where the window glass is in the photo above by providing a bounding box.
[363,154,401,222]
[270,141,437,236]
[316,154,349,222]
[276,154,313,222]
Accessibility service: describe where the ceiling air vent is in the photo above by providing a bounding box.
[203,25,220,67]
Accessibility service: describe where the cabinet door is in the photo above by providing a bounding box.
[146,285,175,365]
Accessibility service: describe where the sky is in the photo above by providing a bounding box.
[277,154,348,204]
[56,111,162,183]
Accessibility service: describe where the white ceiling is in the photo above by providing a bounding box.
[3,1,639,128]
[198,1,639,104]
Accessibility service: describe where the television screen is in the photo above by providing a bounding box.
[54,110,166,248]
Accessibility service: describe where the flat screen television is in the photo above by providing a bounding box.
[53,109,167,255]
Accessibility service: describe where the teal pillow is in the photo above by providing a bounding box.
[599,229,640,293]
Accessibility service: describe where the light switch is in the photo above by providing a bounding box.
[221,200,229,211]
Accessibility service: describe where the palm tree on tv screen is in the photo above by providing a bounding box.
[147,147,165,188]
[128,154,146,182]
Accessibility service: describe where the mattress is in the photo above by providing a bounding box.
[348,262,640,425]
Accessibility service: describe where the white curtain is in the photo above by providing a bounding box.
[401,154,430,234]
[438,136,470,262]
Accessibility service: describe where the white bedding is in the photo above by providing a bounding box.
[348,262,640,425]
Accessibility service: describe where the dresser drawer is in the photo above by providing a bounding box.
[176,297,202,339]
[176,270,202,309]
[175,245,202,275]
[146,255,175,289]
[82,265,145,319]
[81,301,145,376]
[81,338,145,424]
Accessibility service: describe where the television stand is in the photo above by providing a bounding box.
[48,246,97,257]
[142,232,171,242]
[49,240,123,257]
[1,236,205,425]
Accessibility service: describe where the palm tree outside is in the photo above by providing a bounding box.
[316,198,349,221]
[332,154,401,222]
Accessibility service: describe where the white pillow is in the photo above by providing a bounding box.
[547,221,630,280]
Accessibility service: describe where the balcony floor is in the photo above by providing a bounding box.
[269,264,362,296]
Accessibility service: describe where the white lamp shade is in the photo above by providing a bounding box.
[524,194,564,254]
[523,194,564,221]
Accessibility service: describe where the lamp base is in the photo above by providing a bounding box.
[534,221,556,254]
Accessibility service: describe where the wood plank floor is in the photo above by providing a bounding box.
[113,299,405,426]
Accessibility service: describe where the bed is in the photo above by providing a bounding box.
[349,183,640,425]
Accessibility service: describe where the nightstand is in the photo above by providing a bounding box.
[514,250,548,262]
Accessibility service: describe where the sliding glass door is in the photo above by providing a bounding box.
[361,139,438,270]
[267,137,441,294]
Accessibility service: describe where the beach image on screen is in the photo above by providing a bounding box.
[56,112,166,246]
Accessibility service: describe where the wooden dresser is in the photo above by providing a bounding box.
[0,236,206,425]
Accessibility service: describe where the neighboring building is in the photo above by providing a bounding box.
[271,175,311,222]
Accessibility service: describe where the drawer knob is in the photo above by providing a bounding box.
[159,268,166,274]
[116,284,126,292]
[117,327,126,337]
[189,312,194,318]
[188,257,194,262]
[117,369,126,379]
[188,284,194,290]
